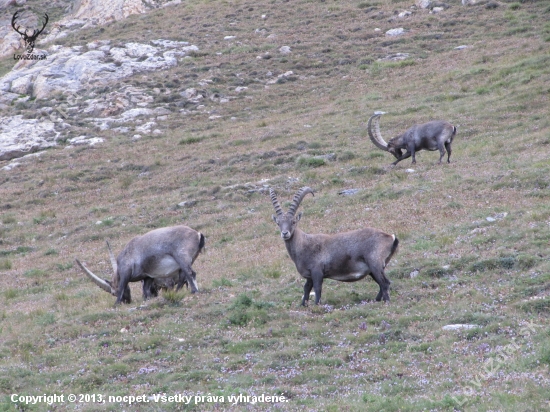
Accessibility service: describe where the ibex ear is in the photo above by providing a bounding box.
[272,215,278,224]
[295,212,302,222]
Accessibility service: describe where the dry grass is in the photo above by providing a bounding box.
[1,0,550,410]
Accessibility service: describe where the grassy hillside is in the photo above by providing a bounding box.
[1,0,549,410]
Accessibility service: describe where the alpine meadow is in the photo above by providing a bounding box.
[0,0,549,411]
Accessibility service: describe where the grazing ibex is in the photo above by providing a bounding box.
[367,112,457,166]
[270,187,399,305]
[76,226,205,304]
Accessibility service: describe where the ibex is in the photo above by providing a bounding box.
[367,112,457,166]
[11,11,49,54]
[270,187,399,305]
[76,226,205,305]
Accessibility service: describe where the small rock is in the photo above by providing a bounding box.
[442,324,480,330]
[279,46,291,54]
[224,36,236,40]
[338,189,360,196]
[432,6,445,12]
[2,162,21,171]
[406,169,415,173]
[380,53,410,61]
[359,322,367,331]
[381,320,391,330]
[417,0,432,8]
[235,86,248,93]
[178,200,197,208]
[386,28,406,36]
[398,10,412,18]
[486,217,496,222]
[410,269,420,278]
[455,45,469,50]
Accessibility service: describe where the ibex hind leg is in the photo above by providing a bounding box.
[445,141,452,163]
[370,265,390,302]
[142,277,159,300]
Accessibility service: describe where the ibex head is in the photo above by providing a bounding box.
[11,10,49,54]
[270,187,314,240]
[367,112,403,159]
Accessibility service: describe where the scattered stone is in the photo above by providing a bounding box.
[386,28,406,36]
[486,216,496,222]
[417,0,432,8]
[235,86,248,93]
[67,136,104,146]
[455,45,469,50]
[380,320,391,330]
[338,189,361,196]
[432,6,445,12]
[398,10,412,18]
[359,322,367,331]
[406,169,415,173]
[279,46,291,54]
[410,269,420,278]
[224,36,236,40]
[266,70,296,84]
[442,324,480,330]
[380,53,410,61]
[178,200,197,208]
[1,162,20,171]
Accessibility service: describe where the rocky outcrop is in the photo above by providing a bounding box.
[0,39,198,100]
[0,116,60,161]
[71,0,147,25]
[0,39,197,163]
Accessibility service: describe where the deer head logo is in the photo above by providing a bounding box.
[11,10,49,54]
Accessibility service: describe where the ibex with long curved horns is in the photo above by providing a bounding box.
[76,226,205,305]
[367,112,457,166]
[270,187,399,305]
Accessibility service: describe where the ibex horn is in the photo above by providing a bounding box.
[75,259,115,295]
[367,112,389,151]
[288,187,314,217]
[106,240,118,276]
[270,188,283,216]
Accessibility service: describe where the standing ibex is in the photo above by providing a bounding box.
[76,226,205,304]
[367,112,457,166]
[270,187,399,305]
